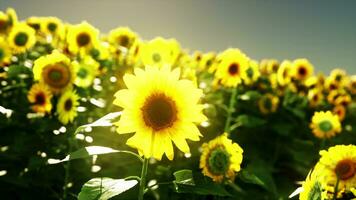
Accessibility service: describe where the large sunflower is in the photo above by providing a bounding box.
[215,48,249,87]
[317,145,356,196]
[0,36,12,66]
[73,56,99,88]
[57,89,79,124]
[27,83,53,114]
[33,51,75,94]
[310,111,341,139]
[292,58,314,81]
[199,133,243,183]
[7,23,36,53]
[66,21,99,55]
[113,66,206,160]
[139,37,181,68]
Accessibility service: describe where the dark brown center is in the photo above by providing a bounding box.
[118,35,130,47]
[335,159,355,180]
[42,63,71,89]
[141,93,177,131]
[35,93,46,105]
[298,66,307,76]
[64,99,73,111]
[76,32,90,47]
[228,63,239,75]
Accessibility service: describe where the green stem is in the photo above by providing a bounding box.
[224,88,238,134]
[138,158,149,200]
[62,136,73,200]
[332,177,340,200]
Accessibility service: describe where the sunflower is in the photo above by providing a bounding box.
[333,105,346,121]
[57,89,79,124]
[0,36,12,66]
[0,11,9,34]
[73,56,99,88]
[307,88,323,108]
[139,37,181,68]
[317,145,356,196]
[266,59,279,74]
[215,48,249,87]
[33,51,75,94]
[258,93,279,114]
[199,133,243,183]
[299,170,327,200]
[27,83,53,114]
[349,76,356,95]
[108,27,138,50]
[7,23,36,53]
[277,60,292,86]
[198,52,216,72]
[292,58,314,81]
[66,21,99,55]
[334,94,352,107]
[41,17,65,40]
[26,16,43,32]
[113,66,206,160]
[310,111,341,139]
[242,59,260,85]
[6,8,18,27]
[329,69,349,88]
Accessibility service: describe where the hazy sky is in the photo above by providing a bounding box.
[1,0,355,74]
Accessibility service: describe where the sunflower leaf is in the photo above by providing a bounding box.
[78,177,138,200]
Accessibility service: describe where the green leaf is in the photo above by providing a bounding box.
[235,114,266,128]
[238,170,265,187]
[173,170,231,196]
[6,64,32,78]
[78,177,138,200]
[74,112,122,134]
[238,91,261,101]
[47,146,142,164]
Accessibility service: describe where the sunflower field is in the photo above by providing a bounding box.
[1,8,356,200]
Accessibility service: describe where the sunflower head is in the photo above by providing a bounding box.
[73,56,99,88]
[277,60,292,86]
[8,23,36,53]
[307,88,323,108]
[292,58,314,81]
[67,21,99,55]
[215,48,249,87]
[139,37,181,68]
[113,66,206,160]
[199,133,243,183]
[26,16,43,32]
[57,89,79,124]
[27,83,53,114]
[108,27,138,50]
[33,51,75,94]
[0,36,11,66]
[41,17,65,40]
[333,105,346,121]
[329,69,349,88]
[242,59,260,85]
[266,59,279,74]
[258,93,279,114]
[310,111,342,139]
[348,76,356,95]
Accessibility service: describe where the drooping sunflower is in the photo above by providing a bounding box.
[277,60,292,86]
[33,51,75,94]
[0,36,12,66]
[242,59,260,85]
[317,145,356,195]
[200,133,243,183]
[215,48,249,87]
[66,21,99,55]
[139,37,181,68]
[310,111,342,139]
[292,58,314,81]
[73,56,99,88]
[108,27,138,50]
[258,93,279,114]
[7,23,36,53]
[113,66,206,160]
[27,83,53,114]
[57,89,79,124]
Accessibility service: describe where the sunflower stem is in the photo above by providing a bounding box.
[332,176,340,200]
[138,157,149,200]
[62,134,73,200]
[224,88,238,134]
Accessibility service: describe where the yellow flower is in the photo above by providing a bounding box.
[41,17,65,40]
[0,36,12,66]
[7,23,36,53]
[198,52,216,72]
[334,94,352,107]
[108,27,138,50]
[333,105,346,121]
[310,111,341,139]
[307,89,323,108]
[57,89,79,124]
[6,8,18,26]
[215,48,249,87]
[113,66,206,160]
[242,59,260,85]
[27,83,53,114]
[73,56,99,88]
[0,11,9,34]
[329,69,349,88]
[33,51,75,94]
[277,60,292,86]
[139,37,181,68]
[26,16,42,32]
[292,58,314,81]
[317,145,356,194]
[349,76,356,95]
[266,59,279,74]
[258,93,279,114]
[199,133,243,183]
[299,170,327,200]
[66,21,99,55]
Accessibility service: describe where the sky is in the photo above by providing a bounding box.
[1,0,355,74]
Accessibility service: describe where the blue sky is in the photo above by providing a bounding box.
[1,0,355,74]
